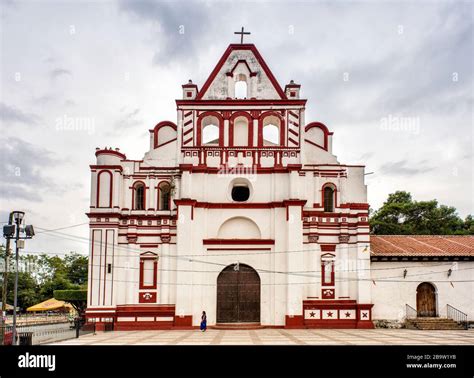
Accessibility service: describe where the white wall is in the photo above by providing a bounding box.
[371,261,474,321]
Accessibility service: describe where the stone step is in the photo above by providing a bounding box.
[405,318,464,330]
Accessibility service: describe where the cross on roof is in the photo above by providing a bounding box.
[234,27,251,44]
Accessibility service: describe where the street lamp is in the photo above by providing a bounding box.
[2,211,34,345]
[12,211,25,224]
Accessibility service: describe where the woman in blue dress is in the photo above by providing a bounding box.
[200,311,207,332]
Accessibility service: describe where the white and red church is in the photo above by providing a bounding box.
[85,41,474,330]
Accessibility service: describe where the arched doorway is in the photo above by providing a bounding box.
[416,282,437,317]
[216,264,260,323]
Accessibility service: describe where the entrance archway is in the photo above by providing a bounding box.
[216,264,260,323]
[416,282,437,317]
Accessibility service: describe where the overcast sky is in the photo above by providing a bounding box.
[0,0,472,256]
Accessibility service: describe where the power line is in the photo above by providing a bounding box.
[26,226,469,277]
[35,222,89,234]
[11,259,474,278]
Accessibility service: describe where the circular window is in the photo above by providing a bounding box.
[231,185,250,202]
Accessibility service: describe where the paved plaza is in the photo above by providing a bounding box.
[52,328,474,345]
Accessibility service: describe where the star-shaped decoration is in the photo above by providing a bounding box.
[327,311,333,318]
[310,311,315,318]
[345,312,351,318]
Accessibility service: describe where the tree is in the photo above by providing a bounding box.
[0,249,88,311]
[54,290,87,318]
[370,191,472,235]
[64,253,88,286]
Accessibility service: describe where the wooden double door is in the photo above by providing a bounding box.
[416,282,437,317]
[216,264,260,323]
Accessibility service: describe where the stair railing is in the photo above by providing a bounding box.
[447,304,468,330]
[405,304,417,320]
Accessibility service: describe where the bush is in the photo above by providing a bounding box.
[54,290,87,301]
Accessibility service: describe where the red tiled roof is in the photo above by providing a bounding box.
[370,235,474,256]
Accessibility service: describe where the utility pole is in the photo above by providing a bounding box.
[12,213,22,346]
[1,212,13,346]
[2,211,34,345]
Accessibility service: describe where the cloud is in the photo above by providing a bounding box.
[49,68,72,80]
[0,102,39,124]
[0,137,55,201]
[118,0,212,65]
[112,108,142,133]
[378,160,435,177]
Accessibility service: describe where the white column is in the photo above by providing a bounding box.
[357,241,371,303]
[286,203,304,320]
[175,204,194,322]
[338,244,350,298]
[160,242,170,304]
[224,119,230,146]
[148,178,156,210]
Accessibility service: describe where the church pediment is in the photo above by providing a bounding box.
[197,44,287,100]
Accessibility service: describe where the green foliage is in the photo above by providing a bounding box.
[54,290,87,301]
[54,290,87,316]
[370,191,473,235]
[0,249,88,311]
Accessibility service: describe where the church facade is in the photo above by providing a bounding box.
[85,43,473,330]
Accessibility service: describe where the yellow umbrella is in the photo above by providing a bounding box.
[26,298,73,312]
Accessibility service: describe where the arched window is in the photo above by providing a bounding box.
[134,182,145,210]
[97,171,112,208]
[262,115,281,146]
[323,185,335,212]
[321,254,335,286]
[158,182,171,210]
[232,116,249,146]
[201,115,220,145]
[235,80,247,99]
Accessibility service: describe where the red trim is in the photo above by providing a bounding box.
[229,111,254,147]
[138,291,157,303]
[174,199,197,206]
[284,315,304,328]
[177,99,306,106]
[320,245,337,252]
[174,315,193,329]
[96,170,113,208]
[340,203,370,210]
[95,149,126,160]
[115,322,173,331]
[226,59,257,77]
[139,254,158,290]
[196,44,287,100]
[155,137,177,149]
[195,201,286,209]
[90,165,123,171]
[153,121,177,149]
[304,122,333,151]
[203,238,274,245]
[178,164,302,175]
[206,247,271,251]
[196,111,224,147]
[182,83,198,89]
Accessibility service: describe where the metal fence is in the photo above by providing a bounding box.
[1,321,80,345]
